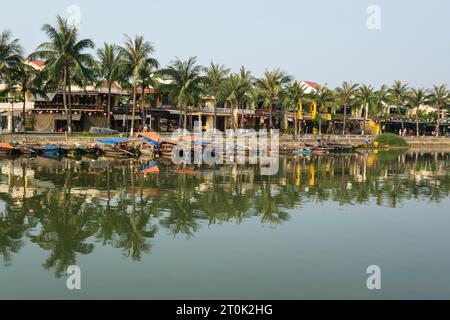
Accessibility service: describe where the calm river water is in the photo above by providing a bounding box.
[0,151,449,299]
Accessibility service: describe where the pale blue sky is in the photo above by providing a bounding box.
[1,0,449,88]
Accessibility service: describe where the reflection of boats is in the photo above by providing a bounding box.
[96,138,140,158]
[143,162,159,176]
[61,146,83,159]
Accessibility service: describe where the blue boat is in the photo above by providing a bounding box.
[40,146,62,156]
[292,149,313,156]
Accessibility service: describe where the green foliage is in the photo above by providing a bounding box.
[374,133,408,147]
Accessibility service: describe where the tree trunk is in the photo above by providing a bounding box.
[294,111,298,139]
[416,106,420,136]
[22,91,26,133]
[141,85,146,130]
[436,105,441,137]
[213,95,217,130]
[343,103,347,135]
[178,101,182,128]
[268,99,273,129]
[130,81,137,136]
[63,66,69,133]
[67,69,73,134]
[107,84,112,129]
[361,103,368,135]
[183,103,187,129]
[230,104,233,130]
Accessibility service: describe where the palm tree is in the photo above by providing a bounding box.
[408,88,430,136]
[256,69,292,129]
[358,84,375,135]
[119,35,158,135]
[284,81,309,137]
[0,30,23,80]
[388,80,409,133]
[236,66,254,128]
[204,62,230,130]
[6,62,44,132]
[162,57,203,129]
[136,61,159,129]
[310,85,334,135]
[96,43,125,128]
[373,84,390,133]
[430,84,449,136]
[30,15,95,134]
[219,74,241,130]
[335,81,359,134]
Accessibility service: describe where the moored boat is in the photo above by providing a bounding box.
[33,145,63,156]
[0,142,21,155]
[136,132,160,158]
[96,138,140,158]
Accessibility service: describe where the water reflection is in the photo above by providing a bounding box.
[0,151,449,276]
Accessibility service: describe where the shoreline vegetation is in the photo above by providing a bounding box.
[0,15,449,139]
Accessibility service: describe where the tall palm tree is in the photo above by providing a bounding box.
[256,69,292,129]
[96,43,125,128]
[204,62,230,130]
[136,61,159,128]
[373,84,390,133]
[430,84,449,136]
[358,84,375,135]
[408,88,430,136]
[0,30,23,81]
[388,80,409,133]
[284,81,309,136]
[6,62,44,132]
[119,35,158,135]
[30,15,95,134]
[335,81,359,134]
[162,57,203,129]
[219,74,241,130]
[236,66,254,128]
[310,85,334,135]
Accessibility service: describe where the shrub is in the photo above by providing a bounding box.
[374,133,408,147]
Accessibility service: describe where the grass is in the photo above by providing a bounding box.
[374,133,408,147]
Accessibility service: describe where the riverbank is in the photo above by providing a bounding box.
[1,133,450,150]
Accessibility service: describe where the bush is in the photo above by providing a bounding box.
[374,133,408,147]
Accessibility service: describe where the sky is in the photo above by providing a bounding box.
[1,0,449,88]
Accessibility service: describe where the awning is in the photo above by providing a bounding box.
[54,114,82,121]
[113,114,142,121]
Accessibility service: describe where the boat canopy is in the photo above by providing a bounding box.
[0,142,15,150]
[96,137,133,145]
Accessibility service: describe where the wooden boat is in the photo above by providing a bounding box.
[96,138,140,158]
[136,132,159,158]
[0,142,21,155]
[61,146,83,158]
[18,145,39,155]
